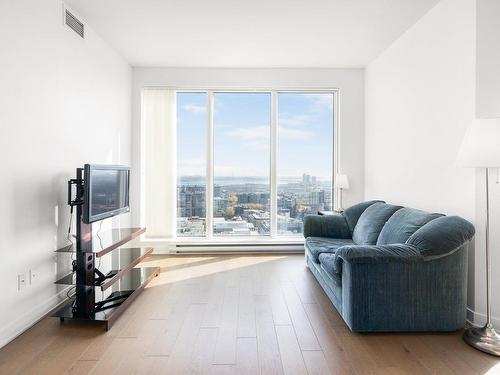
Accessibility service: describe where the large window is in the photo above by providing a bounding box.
[176,90,336,239]
[177,92,208,237]
[213,93,271,237]
[277,93,334,235]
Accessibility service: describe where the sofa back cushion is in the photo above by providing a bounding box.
[406,215,475,258]
[342,200,384,234]
[352,202,403,245]
[376,208,443,245]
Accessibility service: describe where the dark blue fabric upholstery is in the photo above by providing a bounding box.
[303,200,475,332]
[377,208,443,245]
[341,244,469,332]
[342,200,384,234]
[304,237,354,263]
[303,213,351,239]
[352,203,403,245]
[306,249,343,313]
[332,244,422,275]
[407,215,475,259]
[318,252,339,277]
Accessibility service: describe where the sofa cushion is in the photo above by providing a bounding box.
[304,237,354,263]
[318,253,338,277]
[376,208,443,245]
[406,215,475,259]
[352,203,403,245]
[343,200,384,234]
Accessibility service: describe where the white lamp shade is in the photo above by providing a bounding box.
[457,118,500,167]
[334,174,349,189]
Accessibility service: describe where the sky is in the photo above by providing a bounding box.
[177,92,334,180]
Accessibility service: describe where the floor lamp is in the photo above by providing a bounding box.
[334,174,349,212]
[458,118,500,356]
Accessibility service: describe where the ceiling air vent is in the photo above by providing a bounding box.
[64,7,84,38]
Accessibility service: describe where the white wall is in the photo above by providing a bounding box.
[365,0,479,317]
[0,0,131,347]
[473,0,500,327]
[365,0,476,219]
[131,68,365,230]
[476,0,500,118]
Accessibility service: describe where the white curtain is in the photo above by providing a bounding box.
[141,88,176,238]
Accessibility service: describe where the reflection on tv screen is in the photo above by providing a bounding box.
[90,169,129,217]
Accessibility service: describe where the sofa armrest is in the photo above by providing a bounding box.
[303,214,351,239]
[333,244,422,274]
[338,243,468,331]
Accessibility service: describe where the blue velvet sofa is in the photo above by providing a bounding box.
[303,200,475,332]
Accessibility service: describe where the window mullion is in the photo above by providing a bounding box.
[270,91,278,238]
[206,91,214,239]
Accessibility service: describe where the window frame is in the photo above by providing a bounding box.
[173,88,339,244]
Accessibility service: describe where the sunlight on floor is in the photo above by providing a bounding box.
[141,255,290,286]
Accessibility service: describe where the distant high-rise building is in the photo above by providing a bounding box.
[302,173,311,184]
[177,185,206,218]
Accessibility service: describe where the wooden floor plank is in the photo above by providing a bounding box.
[64,360,97,375]
[165,303,207,373]
[236,337,259,375]
[302,350,331,375]
[275,325,308,375]
[213,286,239,364]
[237,277,256,338]
[303,303,353,375]
[190,327,219,374]
[281,283,321,351]
[255,294,284,375]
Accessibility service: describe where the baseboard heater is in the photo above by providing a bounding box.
[172,242,304,254]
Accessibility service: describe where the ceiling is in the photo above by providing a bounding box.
[66,0,439,68]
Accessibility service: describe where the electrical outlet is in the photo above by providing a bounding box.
[29,269,37,285]
[18,273,26,291]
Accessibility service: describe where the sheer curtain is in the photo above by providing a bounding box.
[141,88,176,238]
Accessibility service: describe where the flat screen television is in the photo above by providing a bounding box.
[83,164,130,224]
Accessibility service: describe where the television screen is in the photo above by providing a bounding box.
[83,164,130,223]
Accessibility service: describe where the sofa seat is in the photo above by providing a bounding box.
[304,237,354,263]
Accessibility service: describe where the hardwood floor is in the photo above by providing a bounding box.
[0,254,498,375]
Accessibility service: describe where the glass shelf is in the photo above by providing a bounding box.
[54,247,153,290]
[52,266,160,329]
[55,228,145,257]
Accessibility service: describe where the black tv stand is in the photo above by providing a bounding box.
[52,168,159,330]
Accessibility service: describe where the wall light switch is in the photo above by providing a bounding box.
[29,269,37,285]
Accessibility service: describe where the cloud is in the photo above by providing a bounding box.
[280,127,314,140]
[278,94,334,127]
[279,114,313,127]
[225,124,313,142]
[182,104,206,114]
[304,93,334,110]
[225,125,269,141]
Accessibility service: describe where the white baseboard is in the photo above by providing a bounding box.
[0,287,70,349]
[467,307,500,328]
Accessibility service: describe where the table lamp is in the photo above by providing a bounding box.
[334,174,349,212]
[457,117,500,356]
